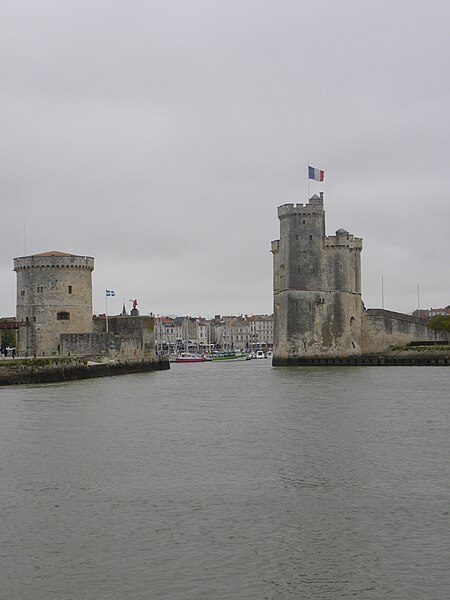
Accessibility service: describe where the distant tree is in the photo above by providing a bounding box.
[0,328,16,348]
[429,315,450,334]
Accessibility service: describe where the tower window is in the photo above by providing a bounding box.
[309,235,313,240]
[57,312,70,321]
[68,286,72,294]
[21,290,25,296]
[37,286,43,293]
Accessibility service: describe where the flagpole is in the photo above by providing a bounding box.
[105,293,109,333]
[307,164,310,200]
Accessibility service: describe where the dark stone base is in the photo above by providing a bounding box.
[0,357,170,386]
[272,353,450,367]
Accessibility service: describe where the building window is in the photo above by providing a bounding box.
[68,286,72,294]
[21,290,25,296]
[57,312,70,321]
[37,286,44,293]
[309,235,313,240]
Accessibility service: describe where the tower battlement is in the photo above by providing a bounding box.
[14,253,94,272]
[277,193,324,218]
[324,230,363,250]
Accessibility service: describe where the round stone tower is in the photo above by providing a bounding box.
[14,251,94,356]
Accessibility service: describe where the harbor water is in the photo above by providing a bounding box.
[1,361,449,599]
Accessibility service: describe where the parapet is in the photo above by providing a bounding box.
[324,230,363,250]
[277,193,324,218]
[14,252,95,272]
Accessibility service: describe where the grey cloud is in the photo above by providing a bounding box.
[1,0,449,318]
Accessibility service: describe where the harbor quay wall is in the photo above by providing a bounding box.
[361,309,448,354]
[272,351,450,367]
[0,356,169,386]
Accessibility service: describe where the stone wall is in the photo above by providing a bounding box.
[60,333,120,360]
[361,309,448,354]
[61,315,156,361]
[0,355,169,386]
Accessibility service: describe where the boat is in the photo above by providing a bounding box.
[210,351,250,362]
[175,352,206,363]
[256,350,266,359]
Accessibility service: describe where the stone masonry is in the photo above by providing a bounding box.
[271,194,446,363]
[14,251,94,356]
[271,194,363,360]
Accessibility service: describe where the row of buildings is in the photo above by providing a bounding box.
[154,314,274,355]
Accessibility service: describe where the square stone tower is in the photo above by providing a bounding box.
[14,251,94,356]
[271,194,363,363]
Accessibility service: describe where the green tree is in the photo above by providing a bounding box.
[429,315,450,334]
[0,328,16,348]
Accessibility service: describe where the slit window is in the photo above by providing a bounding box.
[68,286,72,294]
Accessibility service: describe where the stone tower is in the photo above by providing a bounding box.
[14,251,94,356]
[271,194,363,362]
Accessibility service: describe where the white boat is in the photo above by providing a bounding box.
[256,350,266,359]
[175,352,206,363]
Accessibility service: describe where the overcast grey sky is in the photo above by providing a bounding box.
[1,0,449,318]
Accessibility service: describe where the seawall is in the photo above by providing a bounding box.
[0,356,170,386]
[273,347,450,367]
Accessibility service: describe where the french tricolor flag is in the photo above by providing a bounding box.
[308,166,324,182]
